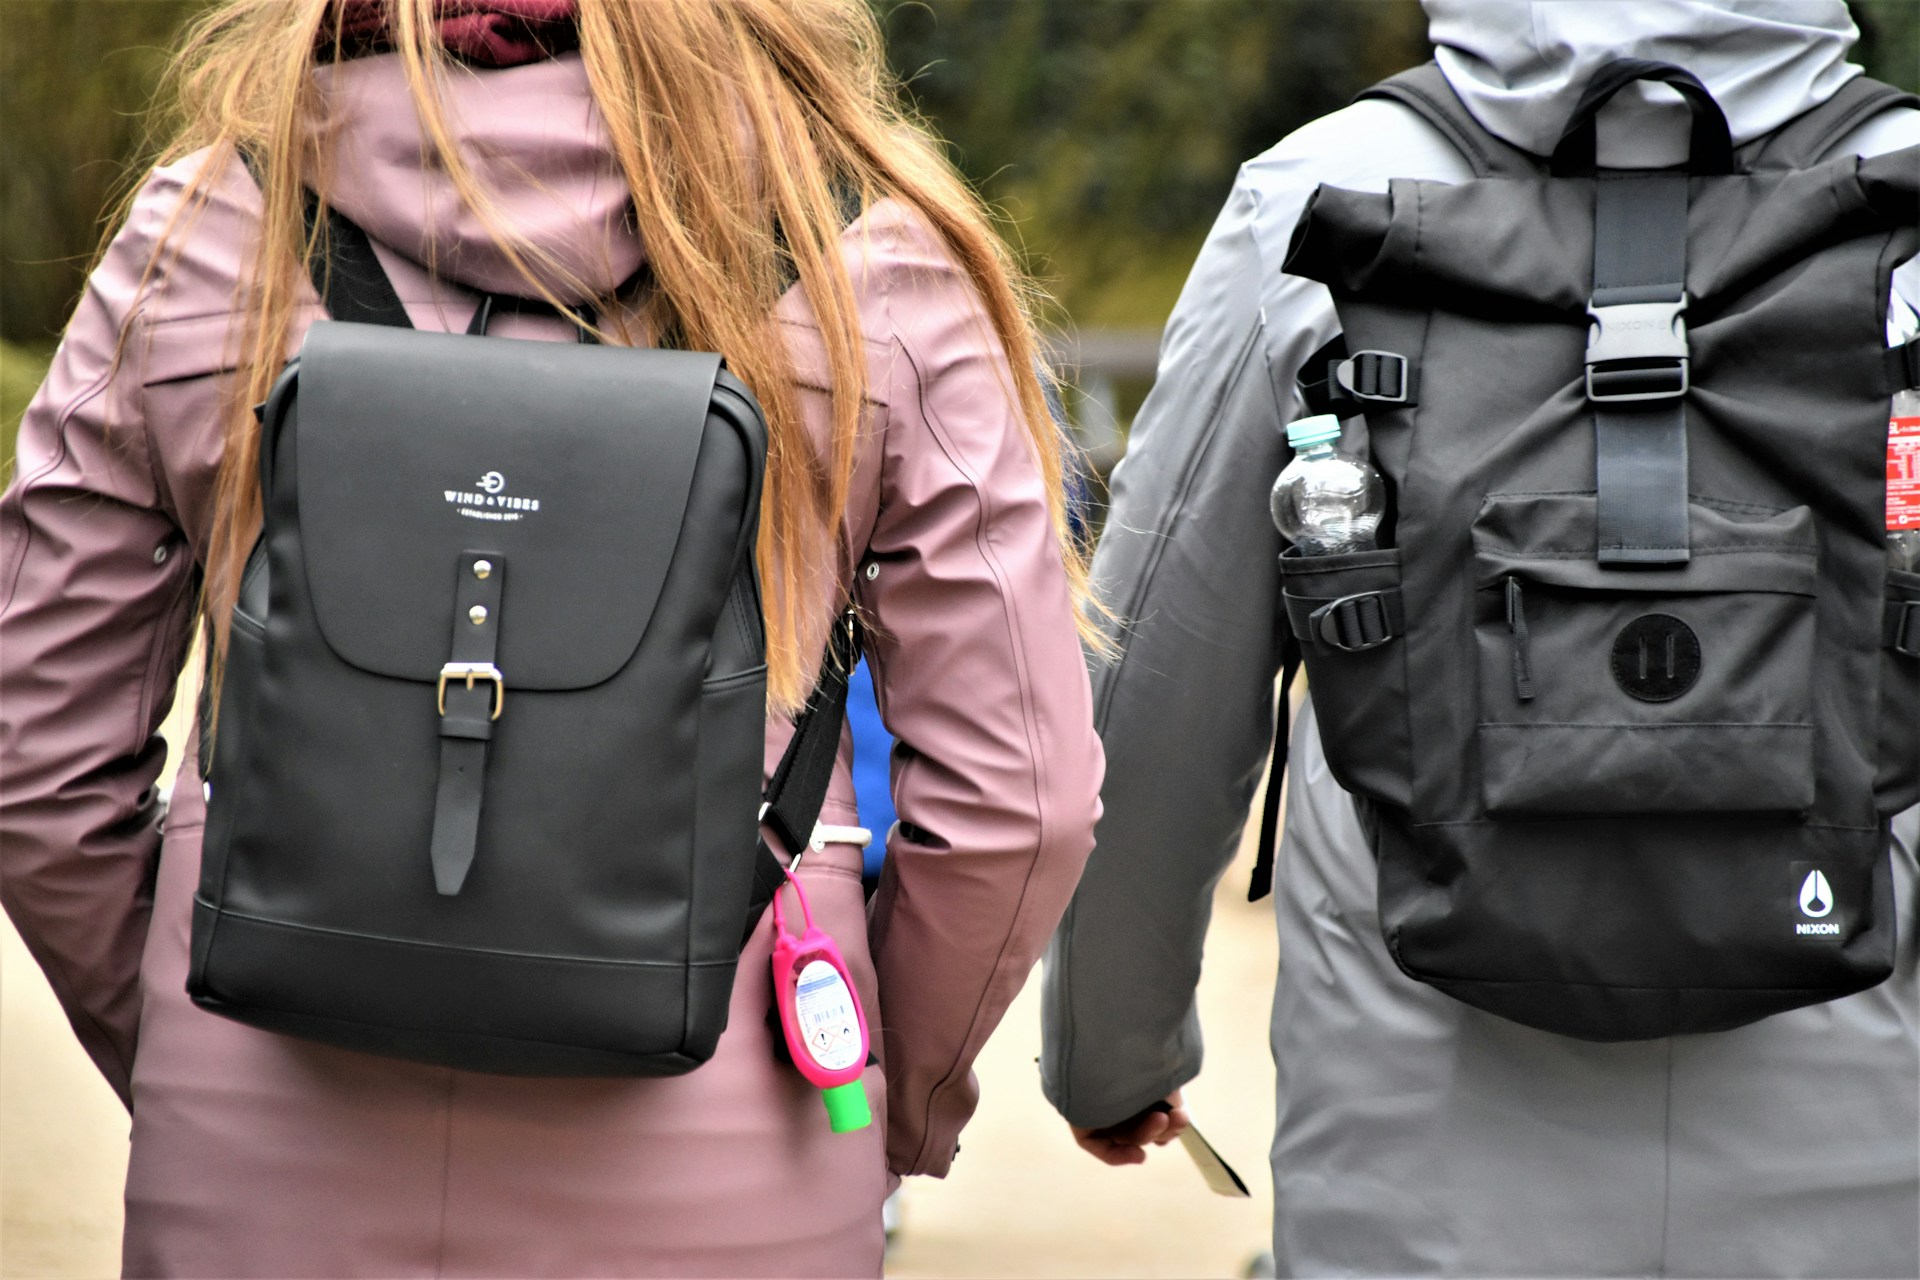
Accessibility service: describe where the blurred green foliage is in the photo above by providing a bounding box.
[877,0,1429,326]
[1,1,198,347]
[1,1,1915,348]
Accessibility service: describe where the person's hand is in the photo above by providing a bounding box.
[1070,1090,1190,1166]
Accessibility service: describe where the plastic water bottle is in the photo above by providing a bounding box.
[1889,302,1920,574]
[1270,414,1385,554]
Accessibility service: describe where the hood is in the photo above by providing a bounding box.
[310,51,640,302]
[1425,1,1863,162]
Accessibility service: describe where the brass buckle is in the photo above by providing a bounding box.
[437,662,504,720]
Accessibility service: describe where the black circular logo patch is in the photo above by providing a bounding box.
[1611,614,1701,702]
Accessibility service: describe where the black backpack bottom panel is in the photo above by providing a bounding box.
[189,897,738,1075]
[1375,813,1897,1041]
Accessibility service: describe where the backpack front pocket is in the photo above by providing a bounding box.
[1471,495,1817,817]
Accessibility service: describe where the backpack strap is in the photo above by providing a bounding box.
[1357,63,1542,179]
[1247,645,1302,903]
[1738,76,1920,171]
[742,613,865,941]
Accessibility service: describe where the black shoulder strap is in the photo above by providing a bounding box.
[1738,76,1920,171]
[1247,646,1302,903]
[1357,63,1542,179]
[741,613,865,941]
[304,195,415,329]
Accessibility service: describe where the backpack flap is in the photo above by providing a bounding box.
[287,321,726,692]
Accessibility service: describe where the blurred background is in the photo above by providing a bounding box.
[2,3,1917,1276]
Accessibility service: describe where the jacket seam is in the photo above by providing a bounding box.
[891,325,1057,1176]
[1090,319,1265,735]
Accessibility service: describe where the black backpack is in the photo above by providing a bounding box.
[1258,62,1920,1040]
[188,200,854,1075]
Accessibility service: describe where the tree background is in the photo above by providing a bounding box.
[3,0,1918,450]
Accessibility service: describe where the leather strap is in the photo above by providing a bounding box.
[741,613,864,943]
[430,552,505,895]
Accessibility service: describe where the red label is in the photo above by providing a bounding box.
[1892,416,1920,532]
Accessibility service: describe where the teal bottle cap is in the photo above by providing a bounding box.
[1286,414,1342,449]
[822,1081,872,1133]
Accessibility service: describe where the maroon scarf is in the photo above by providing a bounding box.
[329,1,579,67]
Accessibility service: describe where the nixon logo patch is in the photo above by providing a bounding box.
[1611,614,1700,702]
[1794,866,1841,937]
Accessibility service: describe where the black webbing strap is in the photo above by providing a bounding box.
[431,552,506,895]
[1559,61,1730,568]
[1282,585,1406,653]
[1889,600,1920,660]
[741,613,865,943]
[1296,335,1420,419]
[1248,648,1302,903]
[1588,172,1693,565]
[1886,338,1920,394]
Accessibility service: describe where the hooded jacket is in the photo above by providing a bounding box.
[1042,3,1918,1275]
[0,50,1103,1277]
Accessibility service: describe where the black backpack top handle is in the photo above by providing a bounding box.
[1551,59,1736,177]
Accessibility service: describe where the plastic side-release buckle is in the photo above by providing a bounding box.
[1333,351,1415,406]
[1586,298,1689,403]
[1309,590,1402,653]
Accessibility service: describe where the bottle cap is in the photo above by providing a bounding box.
[1286,415,1342,449]
[822,1081,872,1133]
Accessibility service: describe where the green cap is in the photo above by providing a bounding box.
[822,1081,872,1133]
[1286,414,1342,449]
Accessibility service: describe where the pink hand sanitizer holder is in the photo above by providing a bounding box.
[771,867,872,1133]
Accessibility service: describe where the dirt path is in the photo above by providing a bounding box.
[2,682,1283,1278]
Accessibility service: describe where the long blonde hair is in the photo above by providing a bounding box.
[146,0,1097,712]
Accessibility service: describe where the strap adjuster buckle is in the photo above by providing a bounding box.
[438,662,505,720]
[1334,351,1413,406]
[1309,592,1397,653]
[1586,299,1689,403]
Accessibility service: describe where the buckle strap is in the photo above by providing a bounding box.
[1297,336,1420,418]
[1284,587,1405,653]
[1588,171,1693,567]
[1888,599,1920,659]
[430,552,505,896]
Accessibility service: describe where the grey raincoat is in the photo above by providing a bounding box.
[1041,3,1920,1275]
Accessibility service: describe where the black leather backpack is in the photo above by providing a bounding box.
[188,199,853,1075]
[1261,62,1920,1040]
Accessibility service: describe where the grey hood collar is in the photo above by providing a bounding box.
[1425,1,1864,158]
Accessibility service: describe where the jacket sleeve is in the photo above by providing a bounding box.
[0,171,202,1108]
[1037,167,1313,1129]
[854,218,1104,1178]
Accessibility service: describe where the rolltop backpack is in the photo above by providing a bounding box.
[187,195,858,1075]
[1264,61,1920,1041]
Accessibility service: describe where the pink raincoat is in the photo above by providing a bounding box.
[0,52,1102,1277]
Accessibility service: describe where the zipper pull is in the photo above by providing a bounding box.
[1505,576,1536,703]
